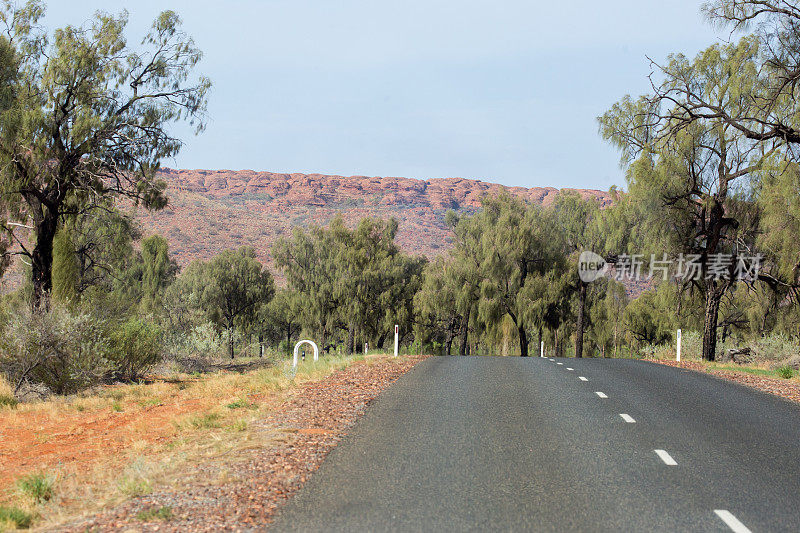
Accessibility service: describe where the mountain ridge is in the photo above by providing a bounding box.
[137,168,612,273]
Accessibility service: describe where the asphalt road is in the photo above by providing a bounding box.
[270,356,800,532]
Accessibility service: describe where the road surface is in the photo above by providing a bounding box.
[271,356,800,532]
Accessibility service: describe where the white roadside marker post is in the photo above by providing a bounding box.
[676,328,682,362]
[394,325,399,357]
[540,341,544,357]
[364,342,368,354]
[293,340,319,368]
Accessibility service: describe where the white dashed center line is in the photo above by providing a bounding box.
[556,362,563,365]
[549,358,554,361]
[714,510,752,533]
[654,449,677,465]
[619,414,636,423]
[566,367,574,371]
[579,376,588,381]
[595,391,608,398]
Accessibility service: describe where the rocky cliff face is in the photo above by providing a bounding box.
[158,168,611,210]
[137,169,612,272]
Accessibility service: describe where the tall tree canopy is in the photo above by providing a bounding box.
[600,38,773,360]
[0,1,210,308]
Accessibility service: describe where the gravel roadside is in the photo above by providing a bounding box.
[54,355,428,532]
[653,359,800,404]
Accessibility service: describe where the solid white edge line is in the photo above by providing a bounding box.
[619,413,635,423]
[595,391,608,398]
[579,376,588,381]
[654,449,677,465]
[714,510,752,533]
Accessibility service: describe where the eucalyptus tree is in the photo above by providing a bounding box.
[137,234,178,315]
[757,160,800,343]
[202,247,275,359]
[444,209,486,355]
[551,191,604,357]
[461,194,564,357]
[0,2,210,309]
[599,38,776,360]
[259,289,302,354]
[414,256,463,355]
[698,1,800,147]
[274,220,345,350]
[339,217,425,352]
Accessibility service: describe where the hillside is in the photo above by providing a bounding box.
[137,168,612,271]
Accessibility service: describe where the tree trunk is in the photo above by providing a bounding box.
[347,324,355,355]
[702,284,723,361]
[554,328,559,357]
[459,308,470,356]
[228,325,235,359]
[538,326,543,357]
[258,333,264,358]
[575,281,586,358]
[519,324,529,357]
[31,210,58,311]
[444,322,454,356]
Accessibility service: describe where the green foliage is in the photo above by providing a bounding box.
[117,475,152,497]
[0,304,110,394]
[137,235,179,315]
[184,412,222,429]
[274,215,424,353]
[15,472,54,503]
[225,398,257,410]
[201,247,275,358]
[777,365,795,379]
[107,318,163,381]
[0,2,210,307]
[136,506,173,522]
[0,505,34,529]
[624,289,672,348]
[52,226,79,305]
[0,394,17,408]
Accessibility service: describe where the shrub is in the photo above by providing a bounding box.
[777,365,795,379]
[136,506,173,522]
[0,505,34,529]
[16,472,55,503]
[117,475,152,497]
[107,318,163,381]
[0,305,110,395]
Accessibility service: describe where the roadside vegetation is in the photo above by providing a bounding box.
[2,0,800,524]
[0,351,376,530]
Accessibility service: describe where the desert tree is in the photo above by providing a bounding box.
[0,1,210,309]
[201,247,275,359]
[699,0,800,147]
[551,191,604,357]
[600,38,778,360]
[414,256,464,355]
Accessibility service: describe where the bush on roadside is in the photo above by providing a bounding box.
[15,472,55,503]
[0,505,34,529]
[776,365,795,379]
[0,305,111,395]
[107,318,163,381]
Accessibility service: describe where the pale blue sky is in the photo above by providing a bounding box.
[48,1,730,190]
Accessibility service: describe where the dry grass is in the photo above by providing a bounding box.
[0,353,373,530]
[0,375,17,409]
